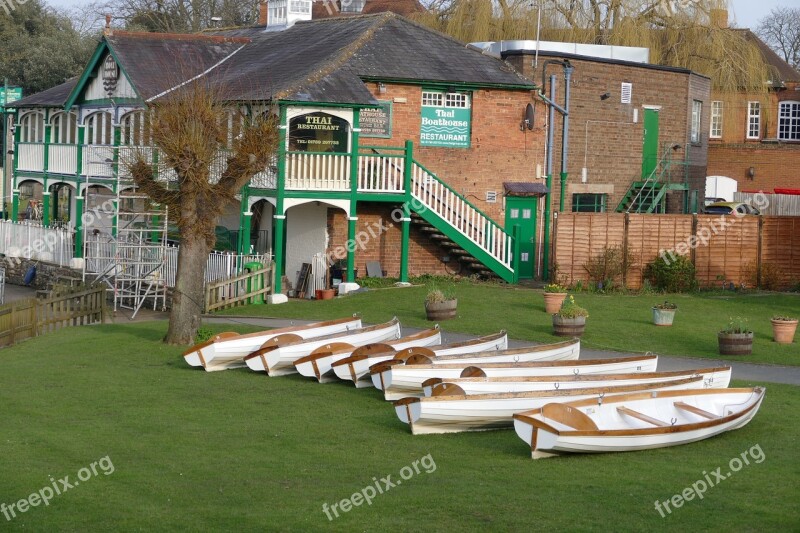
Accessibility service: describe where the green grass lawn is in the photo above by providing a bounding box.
[218,284,800,366]
[1,322,797,531]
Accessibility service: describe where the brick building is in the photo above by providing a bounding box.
[9,10,545,293]
[706,27,800,195]
[497,42,711,215]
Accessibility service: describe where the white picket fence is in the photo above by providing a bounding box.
[0,220,75,267]
[84,235,268,288]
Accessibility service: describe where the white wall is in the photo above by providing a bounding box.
[285,202,328,289]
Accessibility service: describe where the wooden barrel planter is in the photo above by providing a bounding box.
[425,299,457,321]
[718,332,753,356]
[543,293,567,314]
[553,315,586,337]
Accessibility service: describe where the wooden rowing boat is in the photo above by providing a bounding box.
[371,354,658,401]
[182,316,362,371]
[293,327,442,383]
[422,366,732,396]
[513,387,765,459]
[330,331,509,388]
[394,376,707,435]
[243,318,402,376]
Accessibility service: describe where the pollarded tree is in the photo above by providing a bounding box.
[128,80,279,344]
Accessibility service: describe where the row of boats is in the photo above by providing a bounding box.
[184,316,765,459]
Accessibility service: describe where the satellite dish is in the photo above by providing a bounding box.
[524,103,535,130]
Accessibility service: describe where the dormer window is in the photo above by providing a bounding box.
[340,0,366,13]
[267,0,312,28]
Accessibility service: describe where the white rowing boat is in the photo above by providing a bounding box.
[513,387,766,459]
[395,376,707,435]
[331,331,509,388]
[243,318,402,375]
[182,316,362,371]
[293,327,442,383]
[422,366,732,396]
[371,354,658,401]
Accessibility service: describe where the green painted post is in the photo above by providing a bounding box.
[346,110,361,283]
[42,190,50,226]
[76,126,85,176]
[75,195,84,258]
[559,171,567,212]
[542,173,553,280]
[11,115,19,220]
[11,189,19,221]
[272,106,288,294]
[111,128,121,237]
[241,189,252,255]
[399,140,413,282]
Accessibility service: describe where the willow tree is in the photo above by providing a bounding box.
[128,81,279,344]
[415,0,773,97]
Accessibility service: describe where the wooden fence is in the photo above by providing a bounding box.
[204,263,275,312]
[0,284,107,348]
[553,213,800,290]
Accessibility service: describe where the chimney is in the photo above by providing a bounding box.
[710,8,728,29]
[259,1,268,26]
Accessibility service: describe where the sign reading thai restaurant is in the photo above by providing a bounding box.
[289,112,349,152]
[360,101,392,138]
[420,92,471,148]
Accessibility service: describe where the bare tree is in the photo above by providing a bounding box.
[757,6,800,69]
[128,80,279,344]
[93,0,262,33]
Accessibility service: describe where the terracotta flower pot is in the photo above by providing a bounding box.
[543,292,567,314]
[718,331,753,356]
[425,299,457,321]
[771,319,798,344]
[319,289,336,300]
[652,308,676,326]
[553,315,586,337]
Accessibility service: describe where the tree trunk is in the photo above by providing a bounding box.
[165,235,211,344]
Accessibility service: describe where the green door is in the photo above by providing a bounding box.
[505,196,537,280]
[642,108,660,180]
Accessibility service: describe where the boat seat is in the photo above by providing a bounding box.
[673,402,720,420]
[617,406,669,427]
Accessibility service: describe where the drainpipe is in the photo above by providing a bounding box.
[560,63,573,212]
[542,74,556,281]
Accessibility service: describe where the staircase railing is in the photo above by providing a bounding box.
[409,161,513,274]
[622,147,677,213]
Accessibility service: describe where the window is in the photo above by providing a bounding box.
[85,111,114,145]
[710,101,723,139]
[421,92,443,107]
[289,0,311,13]
[691,100,702,143]
[747,101,761,139]
[778,101,800,141]
[572,194,606,213]
[445,92,469,108]
[18,112,45,143]
[50,112,78,144]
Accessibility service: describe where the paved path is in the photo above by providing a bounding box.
[204,315,800,387]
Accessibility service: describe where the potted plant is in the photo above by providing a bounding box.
[552,295,588,337]
[543,283,568,314]
[771,315,798,344]
[652,301,678,326]
[718,317,753,356]
[425,286,457,321]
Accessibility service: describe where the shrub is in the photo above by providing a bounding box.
[644,254,697,292]
[194,327,214,344]
[583,245,635,291]
[721,317,751,334]
[556,295,589,318]
[544,283,567,293]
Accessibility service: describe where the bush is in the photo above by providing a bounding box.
[194,327,214,344]
[644,254,697,293]
[743,262,784,291]
[583,245,635,291]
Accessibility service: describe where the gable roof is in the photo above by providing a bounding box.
[734,29,800,85]
[12,79,77,108]
[213,13,533,103]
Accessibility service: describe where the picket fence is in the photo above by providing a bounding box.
[0,220,74,267]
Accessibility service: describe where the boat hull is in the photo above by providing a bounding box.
[332,331,509,387]
[395,377,706,435]
[295,328,442,383]
[375,352,652,402]
[423,367,732,396]
[182,317,361,371]
[246,319,402,375]
[513,387,765,458]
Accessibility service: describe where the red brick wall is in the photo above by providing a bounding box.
[505,53,710,213]
[326,203,468,278]
[361,82,543,222]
